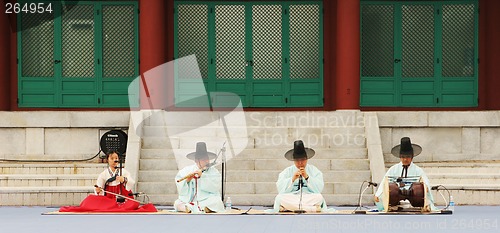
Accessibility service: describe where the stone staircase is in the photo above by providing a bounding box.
[135,111,374,207]
[422,162,500,205]
[0,162,106,206]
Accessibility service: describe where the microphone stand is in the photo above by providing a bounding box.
[221,144,226,202]
[294,176,305,214]
[115,152,126,203]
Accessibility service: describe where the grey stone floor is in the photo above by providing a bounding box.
[1,206,499,233]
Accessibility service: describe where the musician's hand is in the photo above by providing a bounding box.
[186,170,202,182]
[374,196,379,202]
[195,169,203,178]
[116,176,125,183]
[95,186,102,195]
[299,167,309,180]
[292,170,301,182]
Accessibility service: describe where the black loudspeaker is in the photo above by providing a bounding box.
[100,130,128,156]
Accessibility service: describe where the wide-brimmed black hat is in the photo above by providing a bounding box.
[186,142,217,160]
[391,137,422,158]
[284,140,315,161]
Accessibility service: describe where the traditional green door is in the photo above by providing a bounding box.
[18,1,139,108]
[360,1,478,107]
[174,1,323,108]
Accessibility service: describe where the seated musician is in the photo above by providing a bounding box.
[95,150,135,200]
[59,150,157,212]
[174,142,224,213]
[271,140,328,212]
[374,137,438,211]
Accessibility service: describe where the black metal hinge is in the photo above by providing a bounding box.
[285,97,288,103]
[437,9,440,15]
[17,98,19,104]
[436,97,439,104]
[98,98,101,104]
[16,58,18,64]
[97,9,99,15]
[284,9,287,15]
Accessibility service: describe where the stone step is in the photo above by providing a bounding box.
[0,174,95,187]
[140,148,368,160]
[142,111,365,128]
[145,193,374,206]
[144,158,369,172]
[419,162,500,167]
[426,167,500,174]
[430,178,499,185]
[0,186,93,206]
[0,163,107,175]
[138,170,371,183]
[143,126,365,137]
[428,173,500,179]
[430,190,500,206]
[136,181,374,196]
[141,133,366,149]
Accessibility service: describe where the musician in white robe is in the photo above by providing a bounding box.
[271,140,327,212]
[95,151,135,199]
[174,142,224,213]
[374,137,438,211]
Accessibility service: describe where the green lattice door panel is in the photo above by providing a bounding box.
[174,1,323,108]
[360,1,478,107]
[18,3,57,107]
[18,1,138,108]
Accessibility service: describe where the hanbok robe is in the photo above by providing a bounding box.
[96,167,135,199]
[59,167,157,212]
[374,162,438,211]
[174,164,225,213]
[272,164,327,212]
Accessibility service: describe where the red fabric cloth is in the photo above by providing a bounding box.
[59,195,157,212]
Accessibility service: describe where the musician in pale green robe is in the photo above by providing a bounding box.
[174,142,224,213]
[374,137,438,212]
[271,140,328,212]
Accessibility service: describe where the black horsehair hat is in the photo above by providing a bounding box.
[186,142,217,160]
[391,137,422,158]
[284,140,315,161]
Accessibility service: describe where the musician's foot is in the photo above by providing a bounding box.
[184,205,191,213]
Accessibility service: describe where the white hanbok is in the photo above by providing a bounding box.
[374,162,438,211]
[272,164,327,212]
[96,167,135,195]
[174,164,224,213]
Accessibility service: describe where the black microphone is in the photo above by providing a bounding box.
[431,185,440,190]
[299,175,303,189]
[368,181,378,187]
